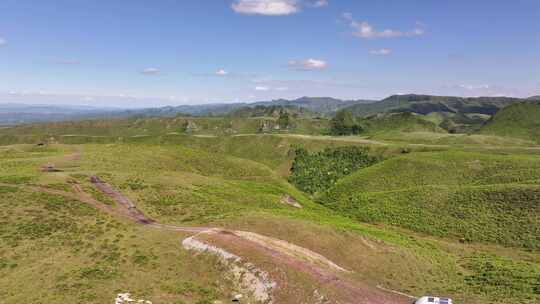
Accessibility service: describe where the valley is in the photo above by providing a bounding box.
[1,98,539,303]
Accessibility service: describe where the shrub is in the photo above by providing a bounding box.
[288,146,378,194]
[330,110,363,135]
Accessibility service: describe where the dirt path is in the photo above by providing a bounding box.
[84,176,410,303]
[33,148,412,304]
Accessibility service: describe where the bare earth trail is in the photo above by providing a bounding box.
[29,147,412,304]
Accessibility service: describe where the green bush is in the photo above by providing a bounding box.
[330,110,363,135]
[462,254,540,300]
[288,146,378,194]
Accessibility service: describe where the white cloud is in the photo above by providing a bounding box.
[0,38,7,47]
[232,0,300,16]
[311,0,328,8]
[232,0,327,16]
[288,58,328,71]
[140,67,160,75]
[255,86,270,91]
[275,87,289,91]
[343,13,424,39]
[459,84,491,90]
[215,69,229,76]
[369,48,392,56]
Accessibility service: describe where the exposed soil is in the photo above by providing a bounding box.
[83,177,410,303]
[280,194,302,208]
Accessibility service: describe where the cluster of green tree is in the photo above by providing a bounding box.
[329,110,363,135]
[277,109,291,128]
[288,146,378,194]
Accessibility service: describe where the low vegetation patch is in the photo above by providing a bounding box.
[462,254,540,301]
[289,146,378,194]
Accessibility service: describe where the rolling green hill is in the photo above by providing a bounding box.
[229,105,316,119]
[0,119,540,303]
[0,115,331,145]
[319,150,540,249]
[345,94,523,117]
[252,97,375,114]
[479,102,540,143]
[360,112,446,135]
[342,94,526,133]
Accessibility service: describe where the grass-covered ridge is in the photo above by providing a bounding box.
[320,150,540,249]
[360,112,445,135]
[1,117,540,303]
[480,102,540,143]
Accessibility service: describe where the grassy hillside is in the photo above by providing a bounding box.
[319,150,540,249]
[252,97,375,114]
[229,105,316,118]
[479,102,540,143]
[342,94,525,133]
[360,112,446,135]
[0,115,330,144]
[0,145,242,304]
[1,118,540,303]
[1,143,538,303]
[345,94,523,117]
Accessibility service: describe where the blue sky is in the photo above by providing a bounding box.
[0,0,539,107]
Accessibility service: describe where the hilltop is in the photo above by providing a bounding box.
[0,111,539,303]
[341,94,527,133]
[252,97,374,114]
[479,101,540,143]
[0,97,374,125]
[229,105,317,119]
[344,94,523,117]
[359,112,445,135]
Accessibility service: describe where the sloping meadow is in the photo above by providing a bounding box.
[319,150,540,249]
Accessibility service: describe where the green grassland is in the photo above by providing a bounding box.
[0,117,539,303]
[480,102,540,143]
[0,147,240,304]
[360,112,446,135]
[319,150,540,249]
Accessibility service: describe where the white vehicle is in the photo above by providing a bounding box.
[414,296,453,304]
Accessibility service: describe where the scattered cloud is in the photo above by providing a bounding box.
[252,84,289,92]
[140,67,160,75]
[215,69,229,76]
[435,84,532,98]
[232,0,327,16]
[310,0,328,8]
[369,48,392,56]
[232,0,300,15]
[459,84,490,90]
[343,13,424,39]
[288,58,328,71]
[0,38,7,47]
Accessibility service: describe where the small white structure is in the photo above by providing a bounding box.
[415,296,452,304]
[115,293,152,304]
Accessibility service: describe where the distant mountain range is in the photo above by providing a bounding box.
[0,104,126,125]
[1,94,538,126]
[0,97,375,125]
[342,94,524,117]
[228,105,317,119]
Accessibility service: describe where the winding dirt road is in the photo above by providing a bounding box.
[31,147,413,304]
